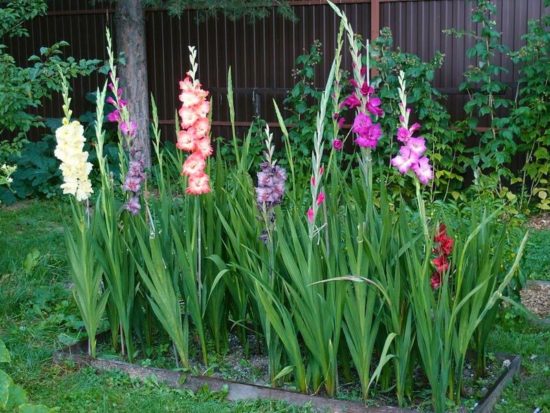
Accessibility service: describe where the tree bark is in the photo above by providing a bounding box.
[115,0,151,168]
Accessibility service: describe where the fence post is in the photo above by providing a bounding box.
[370,0,380,77]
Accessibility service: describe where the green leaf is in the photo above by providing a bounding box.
[18,404,55,413]
[0,369,13,409]
[0,340,10,364]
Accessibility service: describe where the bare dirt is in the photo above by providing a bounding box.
[521,281,550,319]
[528,213,550,230]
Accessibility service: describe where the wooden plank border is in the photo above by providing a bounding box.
[53,337,521,413]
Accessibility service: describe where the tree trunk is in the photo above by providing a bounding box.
[115,0,151,168]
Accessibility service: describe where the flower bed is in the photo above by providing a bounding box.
[54,335,520,413]
[49,4,530,412]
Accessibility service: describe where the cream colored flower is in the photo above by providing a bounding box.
[54,119,93,201]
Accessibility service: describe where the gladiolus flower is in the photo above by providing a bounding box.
[430,273,442,289]
[435,224,454,256]
[390,74,433,186]
[107,109,121,123]
[120,120,137,137]
[54,119,93,201]
[412,157,433,185]
[307,207,314,223]
[366,97,384,117]
[195,138,213,158]
[125,196,141,215]
[433,255,449,274]
[340,94,361,110]
[332,139,343,151]
[431,223,454,290]
[179,90,203,108]
[353,113,382,148]
[407,137,427,158]
[179,107,199,128]
[316,192,325,206]
[360,82,374,96]
[197,100,210,118]
[194,118,211,138]
[256,162,287,207]
[186,173,211,195]
[176,129,197,152]
[182,153,206,176]
[390,146,419,174]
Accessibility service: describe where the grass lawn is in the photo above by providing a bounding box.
[1,200,549,412]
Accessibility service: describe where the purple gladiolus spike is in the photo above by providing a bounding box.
[256,162,287,209]
[125,196,141,215]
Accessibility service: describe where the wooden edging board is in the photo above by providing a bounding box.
[53,340,520,413]
[472,355,521,413]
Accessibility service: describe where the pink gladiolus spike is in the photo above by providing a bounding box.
[360,66,367,77]
[307,208,314,223]
[410,122,421,134]
[337,117,345,129]
[182,152,206,176]
[195,138,213,157]
[412,156,433,185]
[319,166,324,176]
[107,110,120,123]
[340,94,361,110]
[179,107,199,129]
[332,139,343,151]
[176,129,197,152]
[406,137,427,157]
[197,100,210,118]
[106,96,116,105]
[316,192,325,206]
[390,146,419,174]
[352,112,372,133]
[367,97,384,117]
[120,120,137,137]
[186,172,211,195]
[360,83,374,96]
[397,127,411,143]
[311,176,316,186]
[194,118,211,138]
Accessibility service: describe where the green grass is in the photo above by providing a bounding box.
[489,320,550,412]
[1,200,549,412]
[522,229,550,281]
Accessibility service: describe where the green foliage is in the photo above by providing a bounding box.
[0,42,99,138]
[0,0,99,139]
[445,0,513,180]
[143,0,295,21]
[4,136,62,202]
[0,0,47,39]
[509,16,550,211]
[283,40,326,173]
[0,338,56,412]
